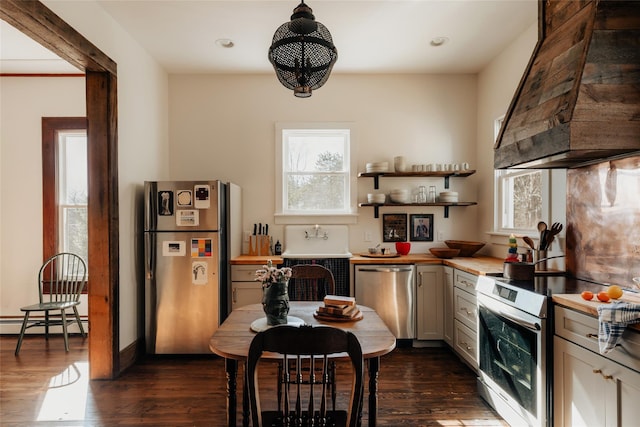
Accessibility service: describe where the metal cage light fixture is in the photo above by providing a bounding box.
[268,1,338,98]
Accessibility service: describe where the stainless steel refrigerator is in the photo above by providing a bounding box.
[144,180,240,354]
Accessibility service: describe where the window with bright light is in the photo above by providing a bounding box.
[57,131,88,260]
[276,124,355,219]
[43,117,88,268]
[494,115,548,233]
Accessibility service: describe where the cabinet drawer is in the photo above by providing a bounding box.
[454,287,477,331]
[454,269,477,295]
[555,306,640,373]
[454,319,478,370]
[231,265,260,282]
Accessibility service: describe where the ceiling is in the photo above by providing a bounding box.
[0,0,537,75]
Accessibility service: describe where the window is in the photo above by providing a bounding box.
[42,118,88,264]
[495,169,547,231]
[493,115,548,233]
[275,123,356,223]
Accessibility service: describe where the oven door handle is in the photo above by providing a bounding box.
[494,307,541,331]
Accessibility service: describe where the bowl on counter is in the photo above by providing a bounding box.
[444,240,485,257]
[429,248,460,259]
[395,242,411,255]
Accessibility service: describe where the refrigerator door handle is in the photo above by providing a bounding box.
[145,232,155,280]
[144,181,158,232]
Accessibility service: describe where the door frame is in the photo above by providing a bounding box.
[1,0,120,379]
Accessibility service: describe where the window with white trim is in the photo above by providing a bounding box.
[276,123,355,219]
[57,130,88,260]
[494,115,548,233]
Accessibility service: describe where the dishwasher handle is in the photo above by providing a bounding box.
[357,266,414,273]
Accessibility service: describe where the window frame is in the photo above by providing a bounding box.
[493,115,550,234]
[274,122,358,225]
[42,117,89,289]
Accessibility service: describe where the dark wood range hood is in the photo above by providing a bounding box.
[494,0,640,169]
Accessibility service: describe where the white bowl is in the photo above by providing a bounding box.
[365,162,389,173]
[390,194,411,203]
[367,193,386,204]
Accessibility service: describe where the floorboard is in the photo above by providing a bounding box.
[1,335,507,426]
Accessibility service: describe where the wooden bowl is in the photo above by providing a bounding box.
[429,248,460,259]
[444,240,486,257]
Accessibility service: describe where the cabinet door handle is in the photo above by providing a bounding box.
[586,333,598,340]
[592,369,613,380]
[232,288,237,303]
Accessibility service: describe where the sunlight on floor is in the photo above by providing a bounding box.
[37,361,89,422]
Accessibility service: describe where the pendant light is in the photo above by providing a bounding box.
[268,1,338,98]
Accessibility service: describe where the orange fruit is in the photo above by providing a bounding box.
[597,291,611,302]
[581,291,594,301]
[606,285,623,299]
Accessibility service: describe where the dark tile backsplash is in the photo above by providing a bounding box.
[566,155,640,287]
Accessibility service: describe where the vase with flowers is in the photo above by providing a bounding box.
[255,260,292,325]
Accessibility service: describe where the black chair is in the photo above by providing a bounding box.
[15,253,87,355]
[280,264,338,409]
[247,325,364,427]
[288,264,336,301]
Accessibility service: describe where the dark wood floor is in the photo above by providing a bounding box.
[1,335,507,426]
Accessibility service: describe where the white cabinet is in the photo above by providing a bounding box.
[554,306,640,426]
[230,265,263,311]
[452,269,478,370]
[416,265,444,340]
[443,266,454,346]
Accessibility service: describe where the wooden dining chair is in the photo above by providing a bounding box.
[247,325,364,427]
[289,264,336,301]
[281,264,338,409]
[15,252,87,355]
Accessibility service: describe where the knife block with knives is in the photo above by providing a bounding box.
[249,223,271,256]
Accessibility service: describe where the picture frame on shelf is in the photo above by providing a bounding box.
[382,214,407,242]
[410,214,434,242]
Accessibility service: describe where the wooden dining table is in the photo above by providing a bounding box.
[210,302,397,427]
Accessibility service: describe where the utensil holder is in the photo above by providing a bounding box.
[535,250,547,271]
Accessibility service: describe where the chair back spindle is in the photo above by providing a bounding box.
[247,325,364,427]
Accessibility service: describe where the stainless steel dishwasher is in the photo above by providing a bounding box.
[354,264,415,339]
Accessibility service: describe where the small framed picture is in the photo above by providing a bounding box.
[382,214,407,242]
[410,214,434,242]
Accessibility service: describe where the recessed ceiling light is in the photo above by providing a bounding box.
[215,38,234,48]
[430,37,449,47]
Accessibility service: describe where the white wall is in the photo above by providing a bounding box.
[6,0,171,350]
[168,73,480,255]
[476,22,538,258]
[0,77,87,331]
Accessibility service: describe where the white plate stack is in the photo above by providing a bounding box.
[389,189,410,203]
[365,162,389,173]
[367,193,386,204]
[438,191,458,203]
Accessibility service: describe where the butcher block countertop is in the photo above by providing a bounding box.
[231,255,284,265]
[349,254,505,276]
[232,254,504,276]
[553,292,640,332]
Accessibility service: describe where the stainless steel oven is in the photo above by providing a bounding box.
[476,275,549,427]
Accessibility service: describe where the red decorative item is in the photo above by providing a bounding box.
[395,242,411,255]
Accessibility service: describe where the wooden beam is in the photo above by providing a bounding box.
[0,0,116,74]
[1,1,120,379]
